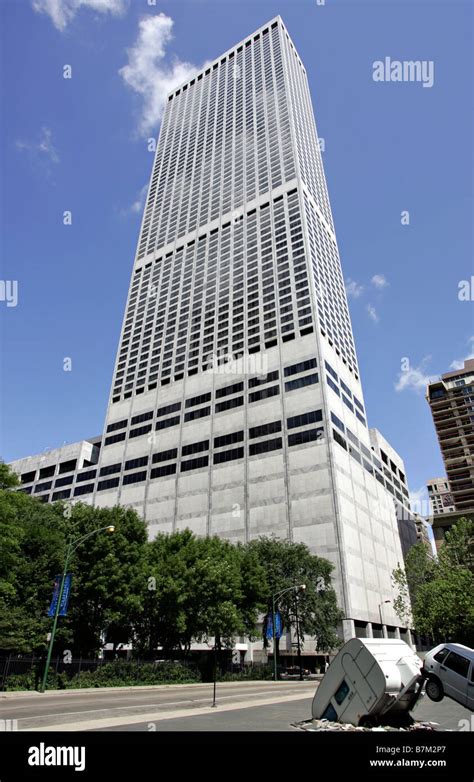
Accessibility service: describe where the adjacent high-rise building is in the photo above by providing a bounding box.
[426,359,474,514]
[427,478,455,516]
[10,17,416,644]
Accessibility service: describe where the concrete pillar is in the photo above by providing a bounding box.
[343,619,355,641]
[394,627,401,639]
[382,624,388,639]
[407,628,415,649]
[366,622,373,638]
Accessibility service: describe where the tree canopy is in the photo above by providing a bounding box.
[392,517,474,646]
[0,462,343,657]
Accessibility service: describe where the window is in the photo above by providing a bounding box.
[152,448,178,463]
[284,358,316,377]
[97,477,120,491]
[181,455,209,472]
[216,381,244,398]
[76,469,96,482]
[156,415,180,430]
[59,459,77,474]
[215,397,244,413]
[248,370,279,388]
[104,432,126,446]
[129,424,153,438]
[184,406,211,422]
[249,420,281,438]
[285,373,318,392]
[74,484,94,496]
[333,429,347,450]
[340,380,352,398]
[214,431,244,448]
[39,465,55,479]
[185,392,211,408]
[288,428,323,446]
[330,412,344,433]
[34,481,52,493]
[249,385,280,403]
[157,401,181,417]
[100,463,121,477]
[287,410,322,429]
[327,377,339,396]
[249,437,282,456]
[214,447,244,464]
[444,651,470,678]
[122,471,147,485]
[150,463,176,478]
[342,395,353,413]
[125,456,148,471]
[325,361,338,381]
[21,471,36,483]
[106,419,128,433]
[182,440,209,456]
[54,475,74,487]
[131,411,153,426]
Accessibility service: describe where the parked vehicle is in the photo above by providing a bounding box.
[312,638,423,726]
[423,643,474,709]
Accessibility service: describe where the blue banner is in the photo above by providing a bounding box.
[265,611,282,640]
[48,573,72,617]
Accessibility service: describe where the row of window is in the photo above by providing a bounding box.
[106,359,319,445]
[331,425,409,504]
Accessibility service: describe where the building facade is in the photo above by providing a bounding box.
[10,17,416,644]
[427,477,455,516]
[426,359,474,515]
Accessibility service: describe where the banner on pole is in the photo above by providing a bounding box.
[47,573,72,617]
[265,611,282,640]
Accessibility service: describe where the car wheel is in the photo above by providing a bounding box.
[425,677,444,702]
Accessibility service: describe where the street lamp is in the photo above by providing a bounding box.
[40,525,115,693]
[379,600,391,638]
[272,584,306,682]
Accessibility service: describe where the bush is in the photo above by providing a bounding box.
[219,664,273,682]
[3,660,201,691]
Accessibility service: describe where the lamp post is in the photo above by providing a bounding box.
[294,587,303,681]
[272,584,306,682]
[40,525,115,693]
[379,599,391,639]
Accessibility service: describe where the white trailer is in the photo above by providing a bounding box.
[312,638,424,726]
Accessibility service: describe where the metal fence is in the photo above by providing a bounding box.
[0,654,273,690]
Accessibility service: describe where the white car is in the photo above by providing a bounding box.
[423,643,474,709]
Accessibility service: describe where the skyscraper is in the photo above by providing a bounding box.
[11,17,413,643]
[426,359,474,515]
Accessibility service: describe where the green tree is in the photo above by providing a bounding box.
[392,519,474,645]
[0,461,20,489]
[134,531,267,657]
[246,536,343,652]
[60,503,148,655]
[0,489,67,652]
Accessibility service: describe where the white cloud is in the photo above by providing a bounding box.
[366,303,379,323]
[371,274,388,289]
[32,0,127,31]
[16,127,60,173]
[449,336,474,370]
[395,357,431,394]
[345,278,364,298]
[121,183,148,216]
[119,14,207,136]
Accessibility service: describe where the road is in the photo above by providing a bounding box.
[0,681,471,732]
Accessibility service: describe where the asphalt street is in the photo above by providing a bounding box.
[0,681,471,732]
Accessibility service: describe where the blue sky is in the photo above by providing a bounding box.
[1,0,473,512]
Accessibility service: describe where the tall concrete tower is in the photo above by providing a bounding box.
[92,16,410,641]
